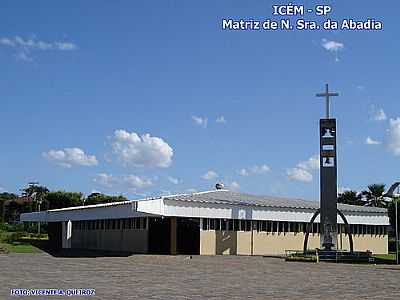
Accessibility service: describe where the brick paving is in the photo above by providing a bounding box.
[1,253,400,299]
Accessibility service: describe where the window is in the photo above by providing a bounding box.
[234,219,239,231]
[209,219,216,230]
[353,224,358,235]
[312,223,318,234]
[261,221,267,232]
[141,218,145,229]
[303,223,308,234]
[215,219,221,231]
[278,222,284,233]
[227,220,233,231]
[291,222,295,233]
[130,218,134,229]
[240,220,247,232]
[202,218,208,230]
[272,221,277,233]
[221,219,227,231]
[283,222,289,233]
[266,221,272,233]
[245,220,251,231]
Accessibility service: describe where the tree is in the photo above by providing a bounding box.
[22,184,49,198]
[387,198,400,234]
[337,190,363,206]
[85,193,127,205]
[21,183,49,212]
[0,192,18,223]
[360,184,389,208]
[44,191,83,210]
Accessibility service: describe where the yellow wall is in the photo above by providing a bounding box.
[200,231,216,255]
[338,233,388,254]
[200,230,388,255]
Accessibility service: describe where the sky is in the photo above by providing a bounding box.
[0,1,399,201]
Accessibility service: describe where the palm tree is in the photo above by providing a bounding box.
[360,184,388,208]
[338,190,363,206]
[21,183,49,211]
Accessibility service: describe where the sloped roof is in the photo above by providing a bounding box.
[33,189,387,214]
[165,190,387,214]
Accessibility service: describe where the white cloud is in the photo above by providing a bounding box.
[386,118,400,156]
[366,136,381,145]
[160,190,172,196]
[202,170,218,180]
[111,129,173,168]
[192,116,208,128]
[43,147,98,168]
[0,187,7,193]
[230,181,240,191]
[370,106,387,122]
[239,164,271,176]
[93,173,153,190]
[186,188,197,193]
[0,38,15,46]
[167,176,180,185]
[321,38,344,62]
[124,175,153,189]
[55,42,78,51]
[287,154,319,183]
[239,169,249,176]
[0,36,78,62]
[16,51,32,62]
[338,186,352,194]
[356,85,366,91]
[216,116,227,124]
[321,38,344,52]
[0,36,78,51]
[287,168,313,183]
[93,173,115,187]
[297,154,319,171]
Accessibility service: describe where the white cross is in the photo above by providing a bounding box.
[316,84,339,119]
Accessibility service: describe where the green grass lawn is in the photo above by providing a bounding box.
[0,229,48,254]
[0,242,44,253]
[373,252,397,264]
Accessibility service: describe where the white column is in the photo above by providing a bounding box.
[62,220,72,249]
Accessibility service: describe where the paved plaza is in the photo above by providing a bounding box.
[1,253,400,299]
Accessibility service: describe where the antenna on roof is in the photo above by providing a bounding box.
[215,183,224,190]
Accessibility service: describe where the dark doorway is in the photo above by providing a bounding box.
[47,222,62,250]
[148,217,171,254]
[177,218,200,255]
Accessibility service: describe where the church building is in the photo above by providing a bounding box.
[21,189,389,255]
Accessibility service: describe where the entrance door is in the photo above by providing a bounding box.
[148,217,171,254]
[177,218,200,255]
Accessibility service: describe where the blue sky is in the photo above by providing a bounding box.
[0,1,399,200]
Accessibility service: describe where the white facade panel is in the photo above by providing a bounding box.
[163,199,389,225]
[21,202,155,222]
